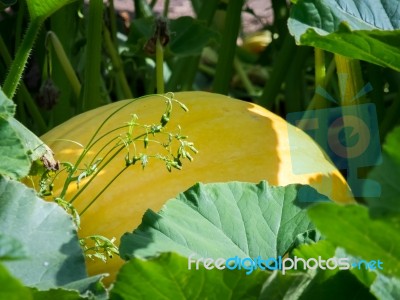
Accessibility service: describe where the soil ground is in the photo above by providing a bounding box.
[113,0,274,34]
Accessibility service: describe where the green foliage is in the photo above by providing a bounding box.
[0,177,106,297]
[0,89,56,180]
[0,234,27,261]
[0,177,87,288]
[288,0,400,71]
[0,263,32,300]
[110,252,269,300]
[367,126,400,215]
[120,181,325,260]
[26,0,78,21]
[308,203,400,278]
[0,118,31,179]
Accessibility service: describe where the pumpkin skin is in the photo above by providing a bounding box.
[39,91,353,283]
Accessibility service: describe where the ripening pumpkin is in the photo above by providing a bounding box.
[38,91,353,284]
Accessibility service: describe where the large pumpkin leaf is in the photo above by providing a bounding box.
[0,89,56,179]
[366,126,400,215]
[0,234,27,261]
[288,0,400,71]
[0,89,30,179]
[0,177,87,289]
[0,119,31,179]
[0,88,15,118]
[308,203,400,278]
[120,181,328,260]
[8,118,57,167]
[110,252,269,300]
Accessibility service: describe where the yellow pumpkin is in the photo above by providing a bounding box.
[241,31,272,54]
[38,91,353,284]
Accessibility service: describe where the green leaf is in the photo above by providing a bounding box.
[128,16,219,57]
[288,0,400,71]
[29,275,108,300]
[382,127,400,163]
[120,181,327,260]
[260,269,374,300]
[370,274,400,300]
[367,126,400,215]
[308,203,400,278]
[293,240,336,260]
[61,276,108,300]
[9,118,58,170]
[0,177,87,289]
[299,270,374,300]
[0,88,16,119]
[0,118,31,179]
[110,252,269,300]
[0,234,27,261]
[0,89,56,179]
[1,84,28,180]
[0,263,32,300]
[29,288,83,300]
[168,16,219,56]
[259,271,315,300]
[26,0,78,21]
[291,242,374,299]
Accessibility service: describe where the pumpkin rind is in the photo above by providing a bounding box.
[39,91,353,282]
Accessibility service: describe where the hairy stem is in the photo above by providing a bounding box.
[3,18,43,99]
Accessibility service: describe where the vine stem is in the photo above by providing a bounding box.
[298,48,329,131]
[212,0,245,94]
[234,57,256,96]
[156,37,164,94]
[0,34,47,133]
[103,26,133,99]
[334,54,365,106]
[257,32,296,108]
[3,18,43,99]
[335,54,369,180]
[47,31,81,98]
[82,0,104,111]
[312,48,328,109]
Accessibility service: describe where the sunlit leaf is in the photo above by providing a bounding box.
[26,0,78,21]
[308,203,400,278]
[120,181,327,260]
[288,0,400,71]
